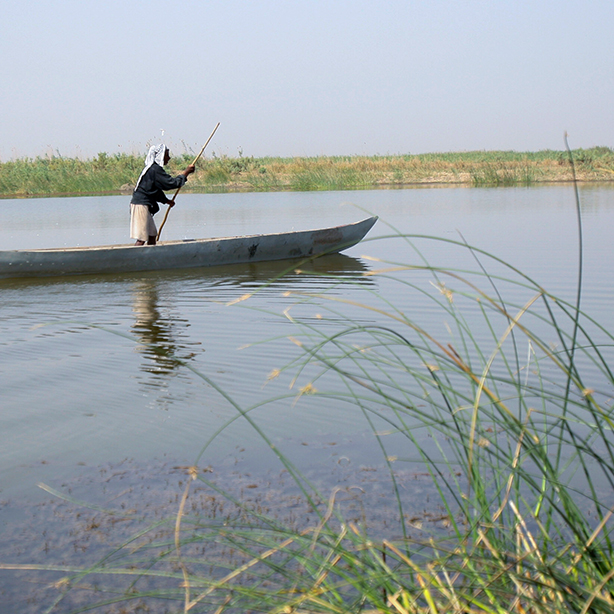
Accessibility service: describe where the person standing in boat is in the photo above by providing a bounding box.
[130,144,195,246]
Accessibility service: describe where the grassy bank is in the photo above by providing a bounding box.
[1,146,613,197]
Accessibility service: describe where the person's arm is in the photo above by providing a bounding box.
[153,189,171,206]
[152,164,187,192]
[158,164,195,206]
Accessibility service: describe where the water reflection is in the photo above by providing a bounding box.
[167,252,373,288]
[131,280,195,378]
[129,254,373,402]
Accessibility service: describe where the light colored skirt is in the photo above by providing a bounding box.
[130,204,157,241]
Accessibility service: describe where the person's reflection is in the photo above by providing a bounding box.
[131,280,193,380]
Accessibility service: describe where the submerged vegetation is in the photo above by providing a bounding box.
[1,146,614,196]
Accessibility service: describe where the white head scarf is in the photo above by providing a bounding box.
[135,144,167,190]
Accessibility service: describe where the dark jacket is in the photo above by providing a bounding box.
[131,163,187,215]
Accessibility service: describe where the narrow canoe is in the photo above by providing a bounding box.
[0,216,378,280]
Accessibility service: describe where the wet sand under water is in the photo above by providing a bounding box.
[0,456,452,613]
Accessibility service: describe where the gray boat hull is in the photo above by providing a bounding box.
[0,216,377,279]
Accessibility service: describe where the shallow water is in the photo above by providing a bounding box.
[1,185,614,609]
[2,186,614,474]
[2,186,614,490]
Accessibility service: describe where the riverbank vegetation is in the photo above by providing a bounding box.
[1,146,613,197]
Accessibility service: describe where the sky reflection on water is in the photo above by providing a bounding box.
[1,185,614,503]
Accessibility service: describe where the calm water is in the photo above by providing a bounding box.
[1,186,614,598]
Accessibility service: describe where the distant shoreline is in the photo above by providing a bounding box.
[1,147,613,198]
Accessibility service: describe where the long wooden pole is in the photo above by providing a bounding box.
[157,122,220,241]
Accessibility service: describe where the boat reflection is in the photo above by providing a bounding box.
[186,252,373,290]
[0,252,373,289]
[129,253,374,400]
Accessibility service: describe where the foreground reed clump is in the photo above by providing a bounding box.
[3,191,614,614]
[1,146,614,196]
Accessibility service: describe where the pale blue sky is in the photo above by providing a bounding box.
[1,0,612,160]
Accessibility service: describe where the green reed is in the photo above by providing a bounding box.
[470,161,537,186]
[0,153,141,196]
[2,147,613,196]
